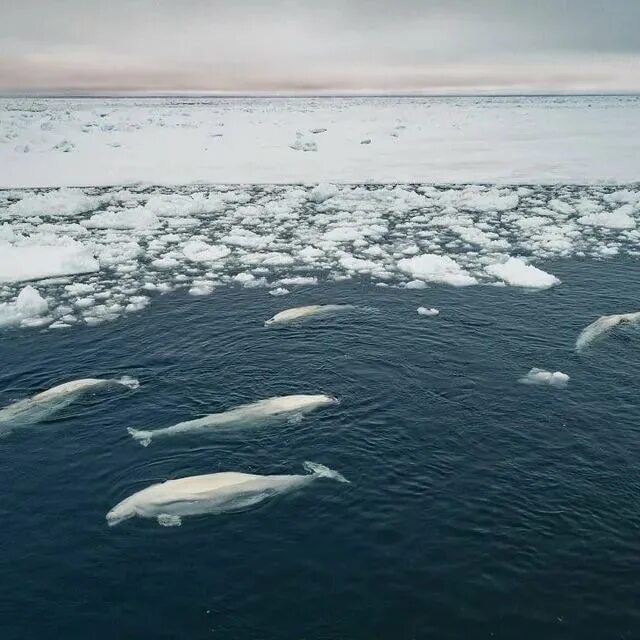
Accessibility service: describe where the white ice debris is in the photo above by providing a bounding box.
[417,307,439,316]
[0,285,48,327]
[577,205,635,230]
[397,254,477,287]
[485,257,560,289]
[519,368,569,388]
[0,183,638,330]
[182,240,230,263]
[83,208,159,230]
[309,183,338,203]
[269,287,290,296]
[5,189,97,218]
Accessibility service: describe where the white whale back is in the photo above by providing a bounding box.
[576,311,640,351]
[106,462,348,526]
[32,379,107,402]
[235,394,336,415]
[266,305,322,325]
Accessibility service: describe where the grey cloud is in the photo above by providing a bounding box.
[0,0,639,92]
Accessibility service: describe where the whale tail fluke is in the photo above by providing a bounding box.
[127,427,153,447]
[303,461,349,483]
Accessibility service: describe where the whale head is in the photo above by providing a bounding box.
[106,498,136,527]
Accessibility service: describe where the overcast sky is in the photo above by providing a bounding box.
[1,0,639,94]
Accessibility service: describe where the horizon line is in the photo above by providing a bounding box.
[1,89,640,99]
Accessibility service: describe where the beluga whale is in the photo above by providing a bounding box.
[127,393,339,446]
[106,461,349,527]
[576,311,640,352]
[264,304,353,327]
[0,376,139,437]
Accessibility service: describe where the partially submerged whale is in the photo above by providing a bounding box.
[576,311,640,351]
[264,304,352,327]
[0,376,139,435]
[127,393,338,446]
[106,461,349,527]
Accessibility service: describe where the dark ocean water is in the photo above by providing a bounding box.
[1,258,640,640]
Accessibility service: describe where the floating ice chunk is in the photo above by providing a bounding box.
[74,296,95,309]
[604,190,640,205]
[182,240,230,263]
[5,189,97,218]
[152,256,179,270]
[15,286,48,316]
[0,242,99,283]
[0,285,48,327]
[233,272,265,288]
[166,217,199,228]
[577,205,635,229]
[222,229,270,249]
[83,208,159,230]
[339,255,379,273]
[125,296,149,312]
[397,254,477,287]
[144,193,225,217]
[576,311,640,351]
[485,257,560,289]
[298,246,324,262]
[269,287,290,296]
[405,280,427,289]
[309,183,338,203]
[325,227,364,242]
[453,188,519,212]
[97,242,142,267]
[549,199,574,214]
[65,282,96,296]
[417,307,439,316]
[188,283,214,296]
[519,368,569,388]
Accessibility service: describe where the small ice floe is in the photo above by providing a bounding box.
[106,461,349,527]
[0,376,139,436]
[577,205,635,230]
[268,287,289,296]
[576,311,640,352]
[485,257,560,289]
[519,368,569,388]
[417,307,439,317]
[0,285,49,328]
[264,304,352,327]
[398,254,477,287]
[127,394,338,446]
[309,183,338,203]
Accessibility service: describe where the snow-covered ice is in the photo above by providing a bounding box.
[519,368,570,388]
[485,257,561,289]
[417,307,439,317]
[0,285,49,327]
[1,95,640,187]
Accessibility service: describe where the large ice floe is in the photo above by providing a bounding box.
[0,183,639,330]
[1,95,640,187]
